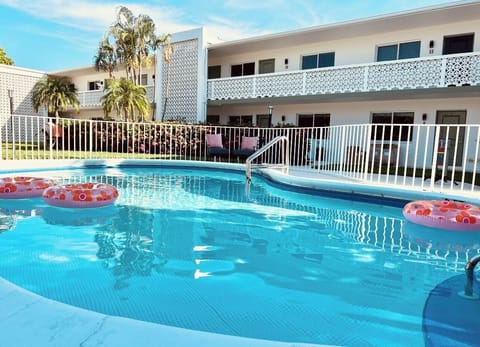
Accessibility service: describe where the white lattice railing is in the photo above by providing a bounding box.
[1,115,479,197]
[208,52,480,100]
[76,86,155,108]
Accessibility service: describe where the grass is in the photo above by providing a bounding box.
[1,142,184,160]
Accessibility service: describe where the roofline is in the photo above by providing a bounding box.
[207,0,480,50]
[49,64,97,75]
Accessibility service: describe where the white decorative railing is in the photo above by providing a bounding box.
[208,52,480,100]
[1,115,479,198]
[76,85,155,108]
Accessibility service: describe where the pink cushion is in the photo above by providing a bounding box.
[241,136,258,150]
[206,134,223,148]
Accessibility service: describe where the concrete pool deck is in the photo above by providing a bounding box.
[1,159,479,346]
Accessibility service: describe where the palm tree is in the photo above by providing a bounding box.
[32,76,80,119]
[161,41,174,121]
[101,78,151,122]
[96,6,170,84]
[94,38,117,78]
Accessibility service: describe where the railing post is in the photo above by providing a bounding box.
[89,120,93,159]
[363,65,369,91]
[440,56,447,86]
[302,72,307,94]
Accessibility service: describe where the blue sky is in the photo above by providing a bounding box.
[0,0,459,71]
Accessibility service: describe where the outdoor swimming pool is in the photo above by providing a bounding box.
[0,166,479,346]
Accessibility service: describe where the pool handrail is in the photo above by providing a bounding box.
[246,135,290,182]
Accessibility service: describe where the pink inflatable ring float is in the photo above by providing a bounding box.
[403,200,480,231]
[42,183,118,208]
[0,176,56,199]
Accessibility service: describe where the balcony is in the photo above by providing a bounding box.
[207,52,480,102]
[76,85,155,108]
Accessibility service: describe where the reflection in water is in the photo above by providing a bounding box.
[0,212,16,233]
[84,170,480,293]
[41,205,116,226]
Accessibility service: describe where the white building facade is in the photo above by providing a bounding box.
[204,1,480,129]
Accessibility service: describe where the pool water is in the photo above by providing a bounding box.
[0,167,478,346]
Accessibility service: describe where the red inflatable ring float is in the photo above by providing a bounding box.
[403,200,480,231]
[42,183,119,208]
[0,176,56,199]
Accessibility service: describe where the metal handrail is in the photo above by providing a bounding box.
[464,254,480,298]
[245,135,289,182]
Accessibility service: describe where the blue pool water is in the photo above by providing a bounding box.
[0,166,479,346]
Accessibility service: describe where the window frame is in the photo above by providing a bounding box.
[230,62,255,77]
[88,80,103,91]
[140,74,148,86]
[376,40,421,62]
[301,52,335,70]
[371,112,414,141]
[208,65,221,79]
[228,115,253,126]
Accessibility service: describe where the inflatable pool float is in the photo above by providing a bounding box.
[0,177,56,199]
[403,200,480,231]
[42,183,118,208]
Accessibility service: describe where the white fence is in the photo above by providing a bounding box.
[1,115,479,195]
[208,52,480,100]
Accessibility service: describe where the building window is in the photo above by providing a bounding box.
[256,114,271,127]
[208,65,221,79]
[371,112,414,141]
[298,114,330,127]
[88,80,103,90]
[376,41,420,61]
[140,74,148,85]
[229,115,253,126]
[231,62,255,77]
[259,59,275,74]
[443,33,474,55]
[206,115,220,125]
[301,52,335,70]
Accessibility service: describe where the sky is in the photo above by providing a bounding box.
[0,0,462,72]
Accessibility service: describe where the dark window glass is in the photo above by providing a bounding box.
[371,112,414,141]
[298,114,314,127]
[229,116,240,126]
[399,41,420,59]
[206,115,220,125]
[318,52,335,68]
[231,64,242,77]
[443,34,474,55]
[371,113,392,139]
[240,115,253,126]
[243,62,255,76]
[393,112,414,141]
[208,65,221,79]
[256,114,271,127]
[377,45,398,62]
[313,114,330,127]
[302,55,317,70]
[141,74,148,85]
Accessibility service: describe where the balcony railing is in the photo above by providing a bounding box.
[1,115,479,199]
[207,52,480,100]
[76,85,155,108]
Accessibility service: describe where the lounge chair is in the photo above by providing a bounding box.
[233,136,258,159]
[206,134,229,159]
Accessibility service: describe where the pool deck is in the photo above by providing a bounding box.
[1,159,479,346]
